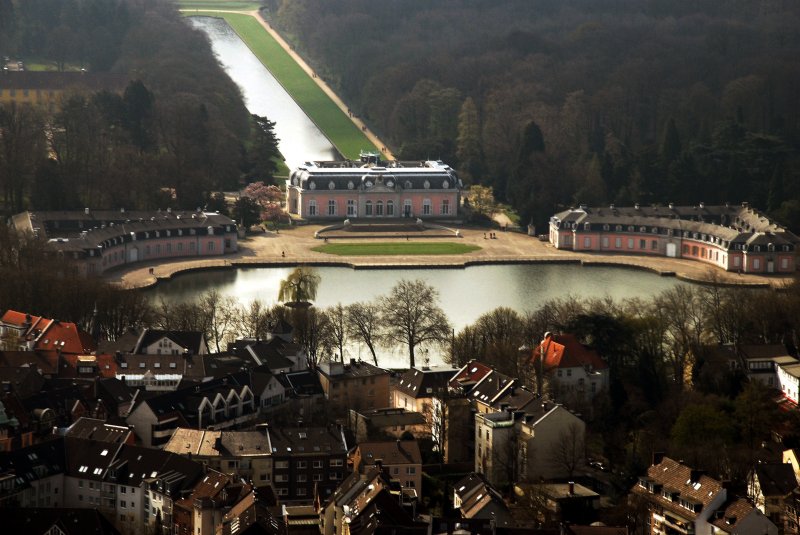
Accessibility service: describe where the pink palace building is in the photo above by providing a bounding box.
[549,202,799,273]
[285,156,462,220]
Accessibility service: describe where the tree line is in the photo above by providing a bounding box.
[0,0,282,215]
[265,0,800,230]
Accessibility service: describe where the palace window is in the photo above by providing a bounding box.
[615,238,622,248]
[376,201,384,216]
[365,201,373,216]
[423,199,432,215]
[347,199,356,216]
[387,200,394,216]
[404,199,412,216]
[328,199,336,216]
[441,199,450,215]
[602,237,609,248]
[308,200,317,216]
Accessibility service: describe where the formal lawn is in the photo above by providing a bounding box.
[185,11,378,160]
[178,0,261,10]
[311,242,482,256]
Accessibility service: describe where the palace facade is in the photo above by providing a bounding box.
[285,158,462,220]
[11,209,238,276]
[549,203,799,273]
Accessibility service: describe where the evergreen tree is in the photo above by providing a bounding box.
[456,97,482,183]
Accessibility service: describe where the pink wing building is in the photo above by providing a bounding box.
[549,202,799,273]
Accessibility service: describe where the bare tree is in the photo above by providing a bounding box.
[547,422,585,479]
[379,279,451,368]
[293,307,333,366]
[345,301,383,365]
[327,303,347,363]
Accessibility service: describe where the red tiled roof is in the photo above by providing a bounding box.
[1,310,43,327]
[449,360,493,389]
[34,321,96,355]
[532,334,608,370]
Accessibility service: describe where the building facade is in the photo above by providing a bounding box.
[286,158,462,220]
[11,209,238,276]
[549,203,798,273]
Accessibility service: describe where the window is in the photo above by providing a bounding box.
[313,461,323,469]
[275,474,288,482]
[406,467,416,474]
[297,488,307,496]
[602,237,609,248]
[347,199,356,216]
[441,199,450,215]
[208,241,214,252]
[639,239,646,249]
[583,237,591,248]
[422,199,432,215]
[376,201,384,216]
[651,240,658,250]
[403,199,412,216]
[308,200,317,216]
[615,237,622,248]
[297,461,307,469]
[275,461,289,469]
[313,474,323,481]
[277,489,289,496]
[387,200,394,216]
[330,459,343,467]
[120,487,126,494]
[121,501,127,508]
[365,201,372,216]
[753,258,761,269]
[628,238,634,249]
[567,369,572,377]
[297,474,307,482]
[328,199,336,216]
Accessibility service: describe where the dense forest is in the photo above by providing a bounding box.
[0,0,280,214]
[266,0,800,230]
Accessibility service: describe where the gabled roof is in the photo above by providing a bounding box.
[449,360,493,392]
[356,440,422,467]
[709,498,764,533]
[0,351,58,376]
[532,333,608,371]
[278,370,323,396]
[135,329,205,355]
[109,443,204,490]
[269,426,347,457]
[754,463,798,496]
[65,417,132,444]
[0,437,66,493]
[395,366,458,399]
[632,457,724,518]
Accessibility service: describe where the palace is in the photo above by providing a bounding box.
[10,209,238,276]
[549,203,799,273]
[285,155,462,220]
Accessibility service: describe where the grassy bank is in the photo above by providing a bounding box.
[178,0,261,10]
[187,11,379,160]
[311,242,482,256]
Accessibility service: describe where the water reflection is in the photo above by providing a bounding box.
[189,16,340,168]
[146,264,684,368]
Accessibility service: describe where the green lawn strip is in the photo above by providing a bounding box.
[178,0,260,10]
[187,11,378,160]
[311,242,482,256]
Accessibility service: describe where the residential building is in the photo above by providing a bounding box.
[317,359,390,415]
[11,209,238,276]
[0,437,66,508]
[452,472,515,531]
[351,440,423,493]
[532,333,609,404]
[173,471,257,535]
[3,508,122,535]
[0,310,96,356]
[286,157,462,220]
[164,428,273,487]
[632,455,778,535]
[268,426,349,503]
[348,407,427,443]
[749,463,798,529]
[229,337,308,373]
[476,401,586,486]
[104,328,210,357]
[391,366,458,415]
[125,374,256,447]
[549,203,799,273]
[518,482,600,525]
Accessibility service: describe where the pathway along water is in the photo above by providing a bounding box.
[146,263,685,369]
[189,16,339,168]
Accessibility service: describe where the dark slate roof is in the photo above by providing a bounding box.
[755,463,798,496]
[268,426,347,457]
[229,338,296,371]
[289,160,461,193]
[394,367,458,399]
[108,443,204,491]
[2,507,122,535]
[0,438,66,494]
[65,417,132,443]
[0,366,46,399]
[135,329,206,355]
[134,372,250,422]
[95,378,137,409]
[278,370,323,396]
[346,488,427,535]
